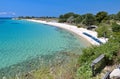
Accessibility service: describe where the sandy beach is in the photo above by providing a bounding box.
[26,19,108,45]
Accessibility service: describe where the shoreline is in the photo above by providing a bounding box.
[26,19,107,45]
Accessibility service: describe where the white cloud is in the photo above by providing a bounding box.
[9,12,16,15]
[0,12,7,15]
[0,12,16,15]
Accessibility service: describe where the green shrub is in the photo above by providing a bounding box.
[77,32,120,78]
[76,63,92,79]
[112,23,120,32]
[96,24,112,38]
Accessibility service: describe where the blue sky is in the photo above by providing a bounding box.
[0,0,120,17]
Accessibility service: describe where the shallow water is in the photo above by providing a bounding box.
[0,19,88,77]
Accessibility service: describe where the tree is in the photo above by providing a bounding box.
[82,13,96,26]
[74,15,83,24]
[96,24,111,38]
[59,12,80,23]
[112,23,120,32]
[67,16,74,23]
[108,14,117,20]
[117,11,120,21]
[25,16,31,19]
[96,11,108,23]
[63,12,75,20]
[31,16,35,18]
[18,16,24,19]
[59,15,66,22]
[59,13,75,22]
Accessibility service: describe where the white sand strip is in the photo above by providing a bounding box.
[26,19,108,45]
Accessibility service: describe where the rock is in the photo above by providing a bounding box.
[110,68,120,78]
[2,76,7,79]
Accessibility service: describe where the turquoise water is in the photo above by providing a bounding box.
[0,18,88,77]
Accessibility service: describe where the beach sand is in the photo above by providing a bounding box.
[26,19,108,45]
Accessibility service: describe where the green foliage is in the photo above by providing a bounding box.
[108,12,120,21]
[112,23,120,32]
[59,12,79,23]
[59,11,120,27]
[67,16,74,23]
[82,13,96,26]
[96,24,112,38]
[78,46,98,65]
[109,32,120,47]
[76,63,92,79]
[108,14,117,20]
[63,12,75,18]
[59,15,66,22]
[77,29,120,78]
[74,16,83,24]
[18,16,33,19]
[117,11,120,21]
[96,11,108,23]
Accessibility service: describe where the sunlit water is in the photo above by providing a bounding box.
[0,18,89,77]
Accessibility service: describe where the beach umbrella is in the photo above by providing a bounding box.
[110,68,120,78]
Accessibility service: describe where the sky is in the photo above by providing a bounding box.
[0,0,120,17]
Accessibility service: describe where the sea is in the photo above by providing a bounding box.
[0,18,88,78]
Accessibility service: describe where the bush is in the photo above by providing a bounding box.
[76,63,92,79]
[77,34,120,78]
[112,23,120,32]
[96,24,112,38]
